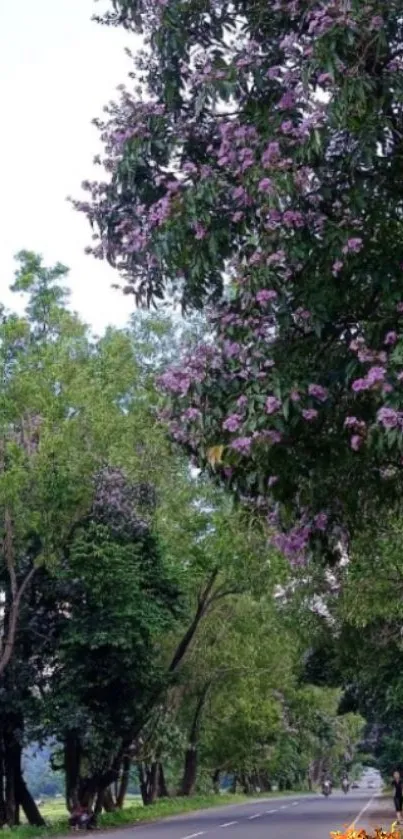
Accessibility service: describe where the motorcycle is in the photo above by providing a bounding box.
[342,779,349,794]
[322,780,332,797]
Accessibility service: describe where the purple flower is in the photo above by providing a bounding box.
[370,15,383,30]
[183,407,201,421]
[237,395,248,409]
[258,178,274,193]
[265,395,282,415]
[223,340,241,358]
[223,414,242,432]
[344,416,366,432]
[332,260,343,275]
[351,435,362,451]
[230,437,252,454]
[385,331,397,346]
[262,142,280,167]
[194,223,207,240]
[351,378,368,393]
[278,90,295,109]
[290,389,300,402]
[342,237,363,255]
[308,384,328,402]
[366,366,386,386]
[256,289,278,305]
[377,406,402,429]
[313,512,328,532]
[268,476,279,488]
[302,408,318,421]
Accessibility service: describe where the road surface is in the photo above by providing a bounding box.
[93,792,392,839]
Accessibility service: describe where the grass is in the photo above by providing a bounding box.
[11,789,310,839]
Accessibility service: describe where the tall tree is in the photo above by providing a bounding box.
[79,0,403,561]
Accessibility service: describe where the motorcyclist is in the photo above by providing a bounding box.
[321,774,332,795]
[342,775,349,793]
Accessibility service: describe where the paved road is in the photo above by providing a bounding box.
[94,792,392,839]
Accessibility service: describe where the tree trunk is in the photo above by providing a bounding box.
[158,763,169,798]
[15,768,45,827]
[230,774,237,794]
[116,756,131,808]
[138,762,160,806]
[181,748,198,797]
[4,725,17,825]
[102,788,116,812]
[0,740,6,825]
[180,683,210,796]
[212,770,220,795]
[64,733,81,812]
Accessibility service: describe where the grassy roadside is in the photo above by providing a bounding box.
[11,791,310,839]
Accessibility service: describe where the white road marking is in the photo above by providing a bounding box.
[280,805,288,809]
[266,809,277,814]
[221,822,238,828]
[292,802,299,806]
[348,795,376,830]
[181,833,205,839]
[249,813,261,819]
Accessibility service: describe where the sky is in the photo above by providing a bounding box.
[0,0,142,333]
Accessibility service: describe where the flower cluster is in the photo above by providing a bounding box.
[81,0,403,562]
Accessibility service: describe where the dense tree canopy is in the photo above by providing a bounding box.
[79,0,403,562]
[0,251,369,824]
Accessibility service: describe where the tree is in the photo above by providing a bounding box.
[79,0,403,562]
[0,255,185,823]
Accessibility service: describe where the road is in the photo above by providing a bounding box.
[94,792,392,839]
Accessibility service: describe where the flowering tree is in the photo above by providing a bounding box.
[80,0,403,562]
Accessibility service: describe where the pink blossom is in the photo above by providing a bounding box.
[366,366,386,386]
[308,384,328,402]
[351,378,368,393]
[290,389,300,402]
[278,90,295,109]
[183,407,201,421]
[332,260,343,275]
[342,237,363,255]
[377,406,402,429]
[351,435,362,451]
[256,289,278,305]
[223,414,242,432]
[265,396,282,414]
[258,178,274,193]
[370,15,383,30]
[194,223,207,240]
[384,331,397,346]
[230,437,252,454]
[313,512,328,532]
[302,408,318,421]
[344,416,366,432]
[268,476,279,487]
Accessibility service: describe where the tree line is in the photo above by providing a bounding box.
[0,253,365,826]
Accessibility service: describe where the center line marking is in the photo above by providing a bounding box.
[292,802,299,806]
[347,795,376,831]
[280,805,288,809]
[181,833,205,839]
[221,822,238,828]
[266,809,277,814]
[249,814,261,819]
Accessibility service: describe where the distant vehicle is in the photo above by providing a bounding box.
[322,780,332,797]
[368,782,375,788]
[352,782,360,789]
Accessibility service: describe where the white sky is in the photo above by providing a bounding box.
[0,0,142,334]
